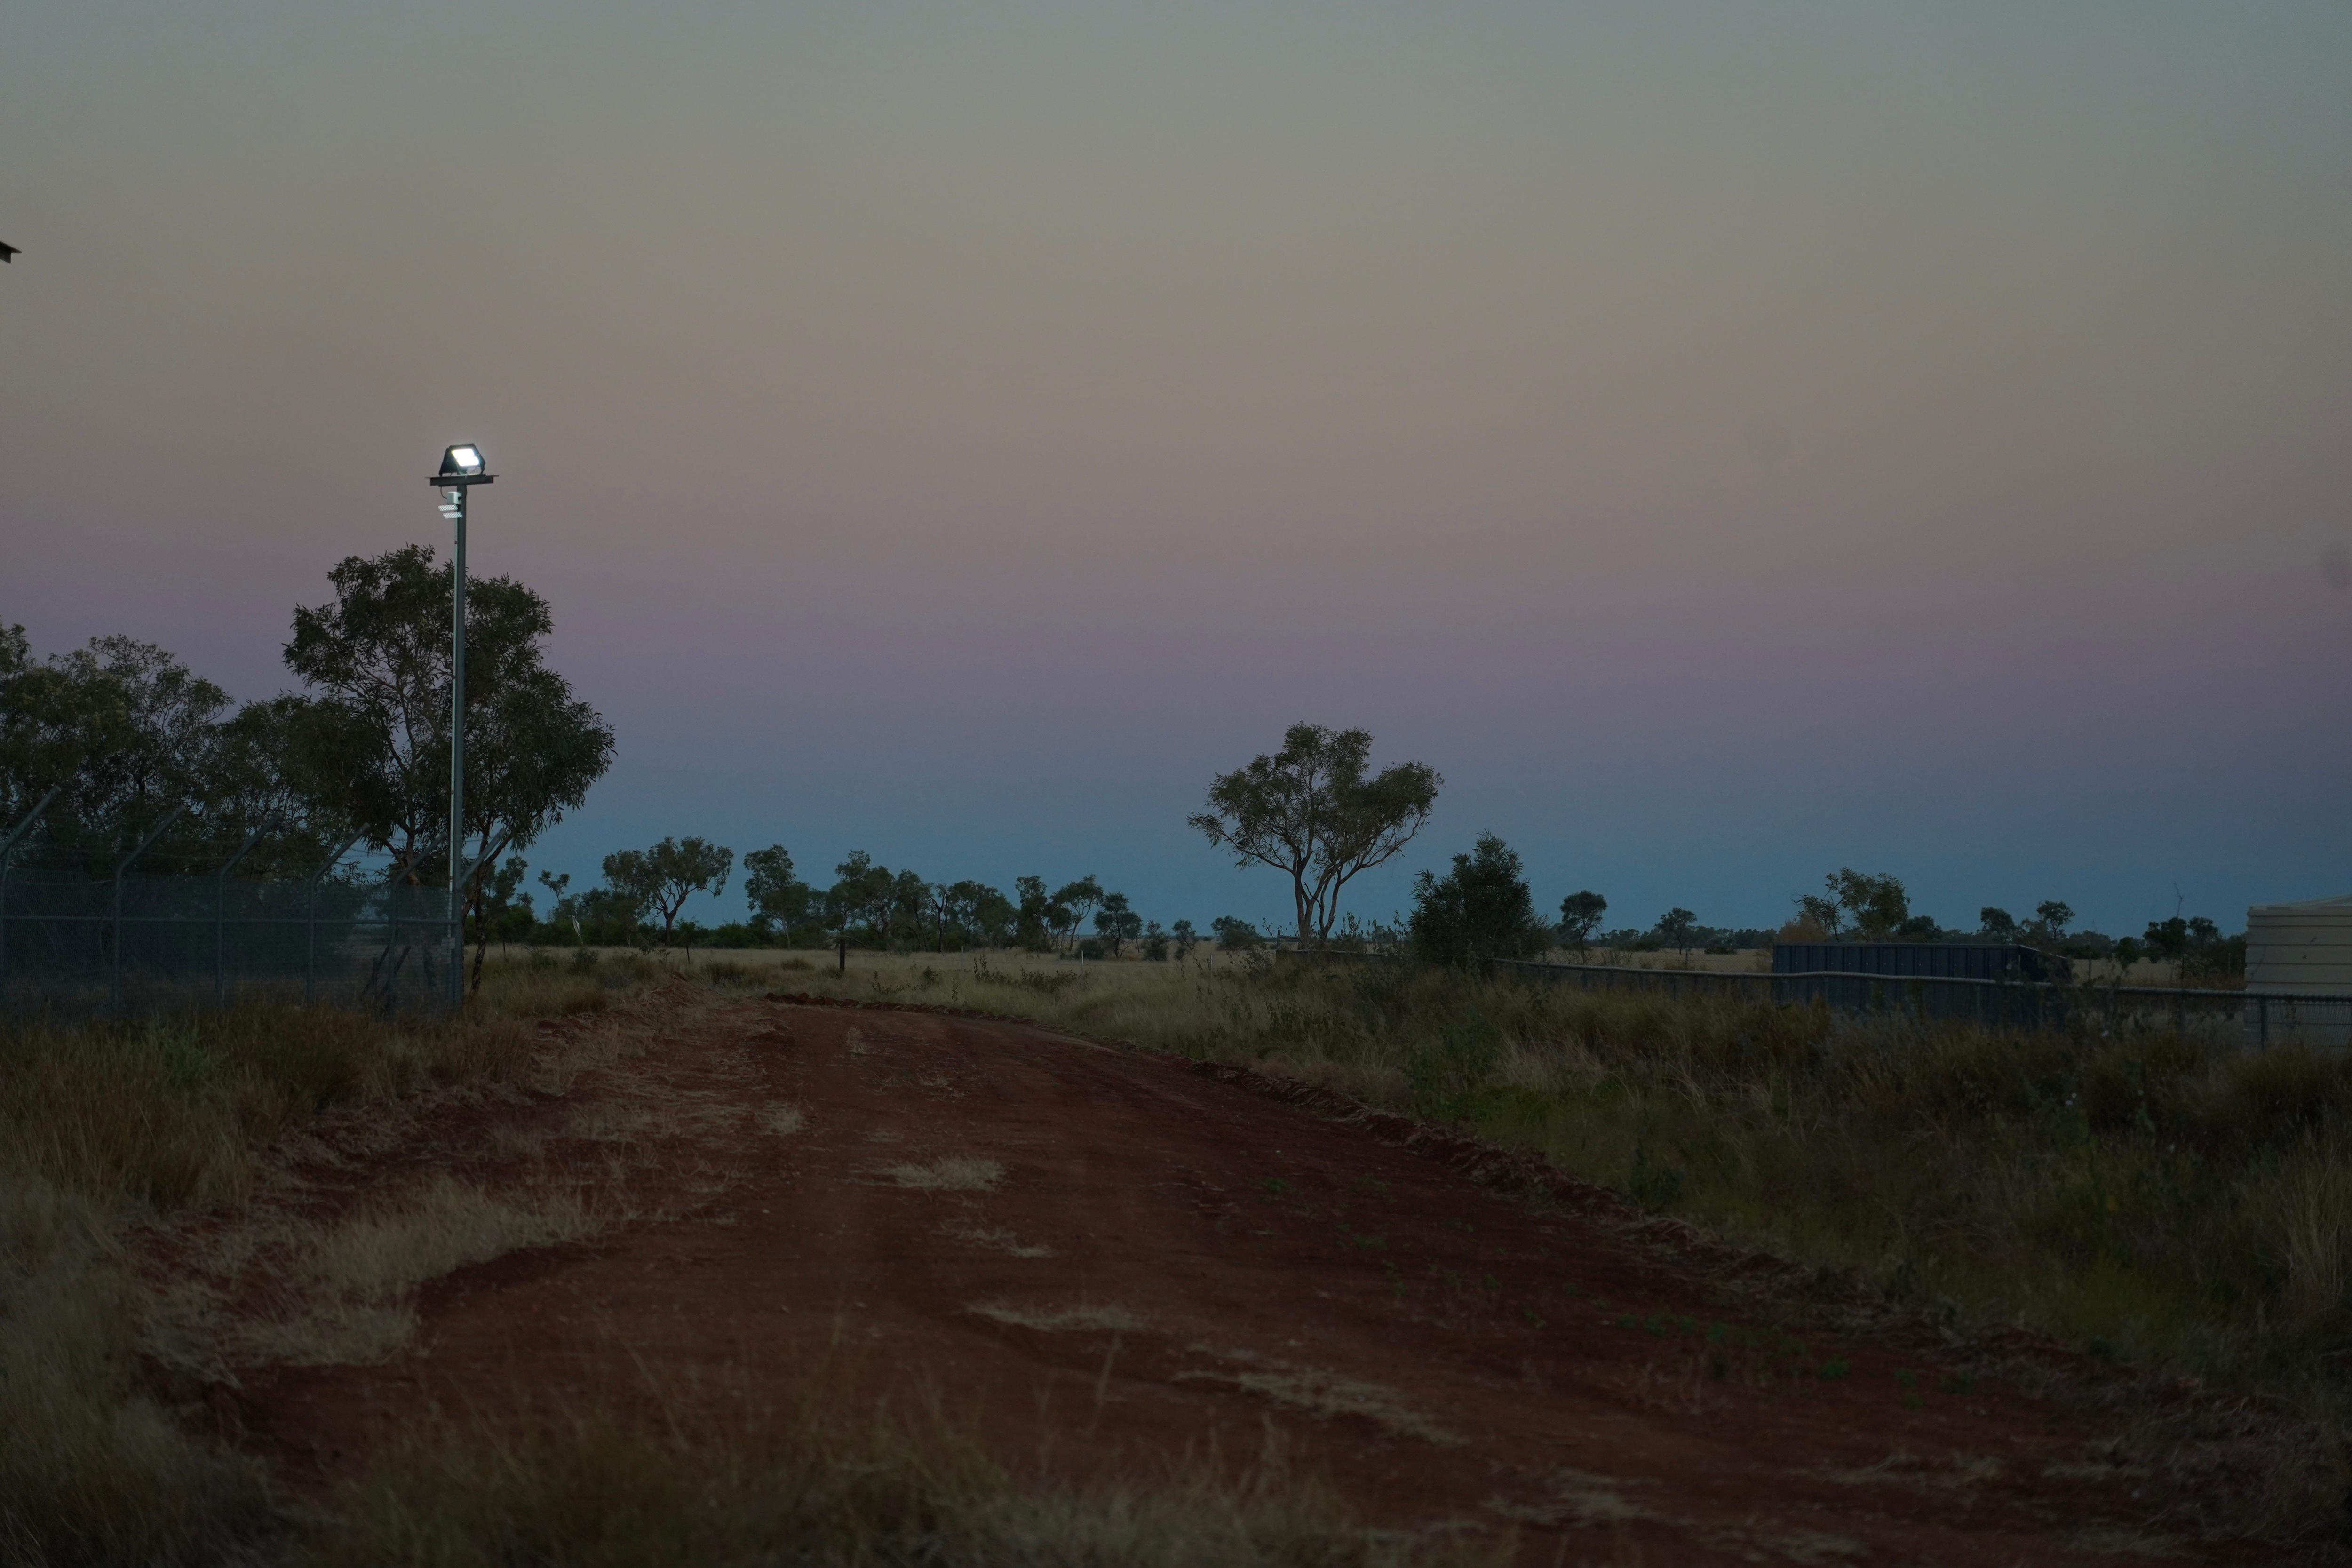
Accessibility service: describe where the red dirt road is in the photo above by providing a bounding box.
[230,992,2258,1564]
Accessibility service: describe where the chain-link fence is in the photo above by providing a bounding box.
[1291,950,2352,1046]
[0,807,458,1020]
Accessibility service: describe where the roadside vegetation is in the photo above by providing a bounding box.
[0,964,1495,1566]
[725,944,2352,1539]
[0,996,551,1564]
[322,1396,1497,1568]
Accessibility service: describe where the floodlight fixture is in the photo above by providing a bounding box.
[434,442,494,484]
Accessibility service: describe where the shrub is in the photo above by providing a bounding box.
[1407,833,1546,965]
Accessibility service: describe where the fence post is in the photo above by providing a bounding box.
[2257,995,2269,1049]
[109,806,183,1013]
[214,821,270,1009]
[0,789,60,1010]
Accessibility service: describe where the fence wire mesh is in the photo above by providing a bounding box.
[1295,951,2352,1047]
[0,813,458,1020]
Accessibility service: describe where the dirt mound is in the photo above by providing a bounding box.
[197,993,2271,1563]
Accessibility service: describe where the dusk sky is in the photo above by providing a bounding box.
[5,1,2349,936]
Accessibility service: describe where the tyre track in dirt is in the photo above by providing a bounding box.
[222,991,2273,1564]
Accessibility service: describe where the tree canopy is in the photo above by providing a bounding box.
[1557,890,1607,956]
[743,845,816,939]
[604,836,734,946]
[1655,907,1698,956]
[1189,723,1440,945]
[2,626,246,847]
[282,544,613,890]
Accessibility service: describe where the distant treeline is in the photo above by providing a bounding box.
[491,838,1277,962]
[1391,839,2244,983]
[3,606,2247,987]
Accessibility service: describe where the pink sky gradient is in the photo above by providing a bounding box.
[4,1,2348,933]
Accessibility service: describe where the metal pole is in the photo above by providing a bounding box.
[449,484,468,1011]
[0,788,60,1008]
[111,805,183,1013]
[214,821,270,1008]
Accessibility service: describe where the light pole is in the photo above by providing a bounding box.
[432,442,493,1007]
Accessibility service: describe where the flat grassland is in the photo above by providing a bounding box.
[3,949,2343,1563]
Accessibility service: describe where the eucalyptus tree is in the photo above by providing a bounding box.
[1,625,230,841]
[604,836,733,948]
[743,845,816,940]
[1094,890,1141,956]
[281,545,612,904]
[890,869,931,947]
[826,852,899,947]
[1013,876,1061,951]
[1557,891,1607,958]
[0,624,346,879]
[951,880,1016,947]
[1825,868,1908,939]
[1190,723,1439,946]
[1052,876,1103,954]
[1655,907,1699,957]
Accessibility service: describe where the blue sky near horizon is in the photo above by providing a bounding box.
[3,1,2349,937]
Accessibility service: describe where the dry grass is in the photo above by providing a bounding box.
[161,1174,613,1370]
[1486,1468,1652,1527]
[882,1156,1005,1192]
[0,997,568,1563]
[302,1174,600,1305]
[0,1003,536,1213]
[0,1175,273,1565]
[313,1393,1502,1568]
[1176,1361,1462,1448]
[969,1300,1146,1333]
[942,1221,1054,1258]
[0,971,668,1564]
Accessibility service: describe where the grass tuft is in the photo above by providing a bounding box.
[969,1300,1146,1333]
[882,1156,1004,1192]
[314,1396,1496,1568]
[0,986,596,1563]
